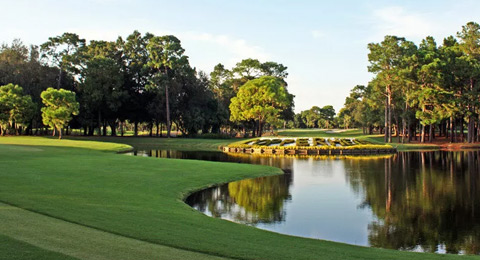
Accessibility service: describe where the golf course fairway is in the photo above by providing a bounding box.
[0,137,475,260]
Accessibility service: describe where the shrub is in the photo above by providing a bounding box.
[255,139,271,146]
[313,138,327,146]
[296,138,309,147]
[270,139,282,145]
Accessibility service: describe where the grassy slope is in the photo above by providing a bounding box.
[278,129,441,151]
[0,136,476,259]
[0,202,227,260]
[0,234,78,260]
[67,136,234,151]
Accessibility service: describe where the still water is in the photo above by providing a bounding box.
[129,149,480,254]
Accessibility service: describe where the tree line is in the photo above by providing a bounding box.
[290,105,336,129]
[337,21,480,143]
[0,32,294,137]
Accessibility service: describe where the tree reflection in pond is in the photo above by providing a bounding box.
[187,172,292,224]
[228,173,292,223]
[346,151,480,254]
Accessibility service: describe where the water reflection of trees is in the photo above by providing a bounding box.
[228,174,292,223]
[346,151,480,254]
[187,172,292,224]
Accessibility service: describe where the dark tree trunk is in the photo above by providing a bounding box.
[109,121,116,136]
[102,120,107,136]
[460,116,465,142]
[428,125,435,143]
[421,124,425,143]
[88,126,94,136]
[134,121,138,136]
[164,68,171,138]
[57,69,63,89]
[477,114,480,142]
[384,94,389,143]
[468,114,475,143]
[451,117,455,143]
[446,119,450,138]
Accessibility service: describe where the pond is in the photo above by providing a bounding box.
[128,149,480,255]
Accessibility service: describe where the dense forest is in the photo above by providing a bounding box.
[0,31,294,138]
[2,22,480,142]
[337,22,480,143]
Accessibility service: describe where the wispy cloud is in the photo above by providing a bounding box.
[179,31,271,65]
[370,6,434,41]
[311,30,325,39]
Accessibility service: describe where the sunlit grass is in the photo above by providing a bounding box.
[0,136,471,259]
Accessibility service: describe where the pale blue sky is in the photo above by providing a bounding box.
[2,0,480,112]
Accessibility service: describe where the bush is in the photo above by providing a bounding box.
[270,139,282,145]
[296,138,309,146]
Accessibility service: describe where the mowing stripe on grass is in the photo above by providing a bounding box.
[0,234,78,260]
[0,202,229,260]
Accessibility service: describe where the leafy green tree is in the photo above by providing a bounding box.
[410,37,453,142]
[303,106,322,128]
[174,71,218,135]
[260,61,288,78]
[230,76,293,136]
[147,35,187,138]
[41,88,79,139]
[210,59,290,135]
[208,64,232,132]
[40,33,85,89]
[0,84,35,135]
[457,22,480,143]
[232,58,263,80]
[79,56,125,136]
[320,105,336,128]
[0,40,62,134]
[119,31,154,136]
[338,84,384,134]
[368,36,409,143]
[439,37,465,142]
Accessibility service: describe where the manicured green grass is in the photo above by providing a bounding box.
[66,136,234,152]
[0,234,78,260]
[0,136,475,259]
[0,202,226,260]
[0,136,132,152]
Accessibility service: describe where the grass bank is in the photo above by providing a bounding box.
[66,136,233,152]
[0,136,475,259]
